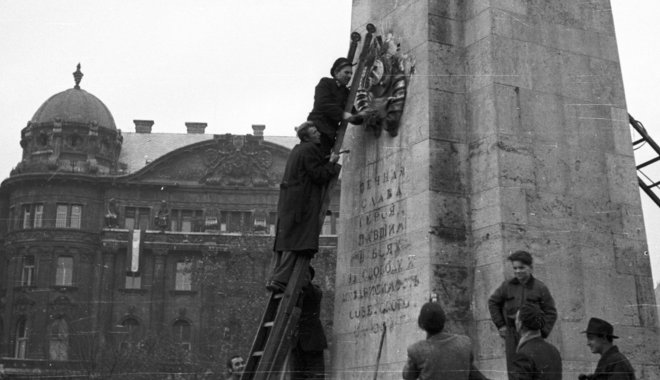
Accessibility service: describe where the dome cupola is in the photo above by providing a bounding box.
[14,64,123,176]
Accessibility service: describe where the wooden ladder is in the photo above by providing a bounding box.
[241,24,376,380]
[241,255,310,380]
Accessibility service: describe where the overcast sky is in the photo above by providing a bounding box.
[0,1,658,283]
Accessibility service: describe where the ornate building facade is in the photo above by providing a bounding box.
[0,67,339,378]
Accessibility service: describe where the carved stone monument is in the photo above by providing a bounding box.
[333,1,660,379]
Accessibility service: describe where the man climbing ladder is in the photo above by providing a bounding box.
[241,25,376,380]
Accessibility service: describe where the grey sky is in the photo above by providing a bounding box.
[0,1,658,282]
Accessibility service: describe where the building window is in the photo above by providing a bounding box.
[8,206,15,231]
[22,206,31,229]
[268,212,278,235]
[55,256,73,286]
[170,209,202,232]
[125,273,141,289]
[48,318,69,361]
[21,204,43,229]
[125,207,150,230]
[173,320,191,351]
[175,261,192,291]
[20,256,35,287]
[220,211,253,233]
[56,204,82,229]
[119,318,140,350]
[15,318,28,359]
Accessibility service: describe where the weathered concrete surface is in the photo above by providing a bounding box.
[333,0,660,379]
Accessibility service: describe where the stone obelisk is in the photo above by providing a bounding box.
[332,1,660,379]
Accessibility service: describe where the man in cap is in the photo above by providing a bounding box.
[307,57,363,158]
[509,303,562,379]
[403,302,488,380]
[268,122,341,292]
[578,317,636,380]
[488,250,557,378]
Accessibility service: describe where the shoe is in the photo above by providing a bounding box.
[266,281,286,293]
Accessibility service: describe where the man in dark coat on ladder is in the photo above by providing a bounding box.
[267,121,341,292]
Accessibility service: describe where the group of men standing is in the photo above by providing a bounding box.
[231,56,640,379]
[403,250,637,380]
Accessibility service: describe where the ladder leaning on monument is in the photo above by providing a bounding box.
[240,25,374,380]
[630,113,660,208]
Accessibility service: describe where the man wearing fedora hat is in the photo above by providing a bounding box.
[307,57,364,158]
[578,317,635,380]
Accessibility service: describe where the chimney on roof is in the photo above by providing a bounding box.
[134,120,154,134]
[252,124,265,139]
[186,122,207,134]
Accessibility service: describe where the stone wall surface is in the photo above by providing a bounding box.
[333,0,660,379]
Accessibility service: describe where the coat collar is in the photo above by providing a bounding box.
[517,331,542,351]
[601,345,620,360]
[509,274,536,288]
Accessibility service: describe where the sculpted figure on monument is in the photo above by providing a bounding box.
[402,302,489,380]
[355,32,415,138]
[267,121,341,292]
[154,200,170,231]
[488,251,557,379]
[307,57,364,158]
[104,198,119,228]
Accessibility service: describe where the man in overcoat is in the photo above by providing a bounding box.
[290,266,327,379]
[307,57,362,157]
[267,122,341,292]
[509,303,562,380]
[403,302,488,380]
[488,250,557,378]
[578,318,636,380]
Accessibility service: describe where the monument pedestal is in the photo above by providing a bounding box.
[332,1,660,379]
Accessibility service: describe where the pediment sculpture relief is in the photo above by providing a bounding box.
[200,136,276,187]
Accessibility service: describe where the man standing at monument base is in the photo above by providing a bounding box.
[267,121,341,292]
[579,318,636,380]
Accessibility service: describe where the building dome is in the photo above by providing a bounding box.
[30,64,116,129]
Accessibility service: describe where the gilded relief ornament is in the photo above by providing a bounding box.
[355,32,415,137]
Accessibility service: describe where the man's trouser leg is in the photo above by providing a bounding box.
[271,250,313,286]
[505,326,520,380]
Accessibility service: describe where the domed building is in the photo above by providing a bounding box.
[0,66,340,378]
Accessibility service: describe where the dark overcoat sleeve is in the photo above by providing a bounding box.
[300,144,341,185]
[312,78,346,124]
[488,281,508,329]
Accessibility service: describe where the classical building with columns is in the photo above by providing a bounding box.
[0,67,339,378]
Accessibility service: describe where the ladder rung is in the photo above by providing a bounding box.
[633,137,647,145]
[264,321,274,328]
[648,181,660,189]
[637,156,660,170]
[253,351,264,357]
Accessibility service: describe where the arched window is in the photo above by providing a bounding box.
[48,318,69,361]
[120,318,140,350]
[15,318,28,359]
[172,320,191,351]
